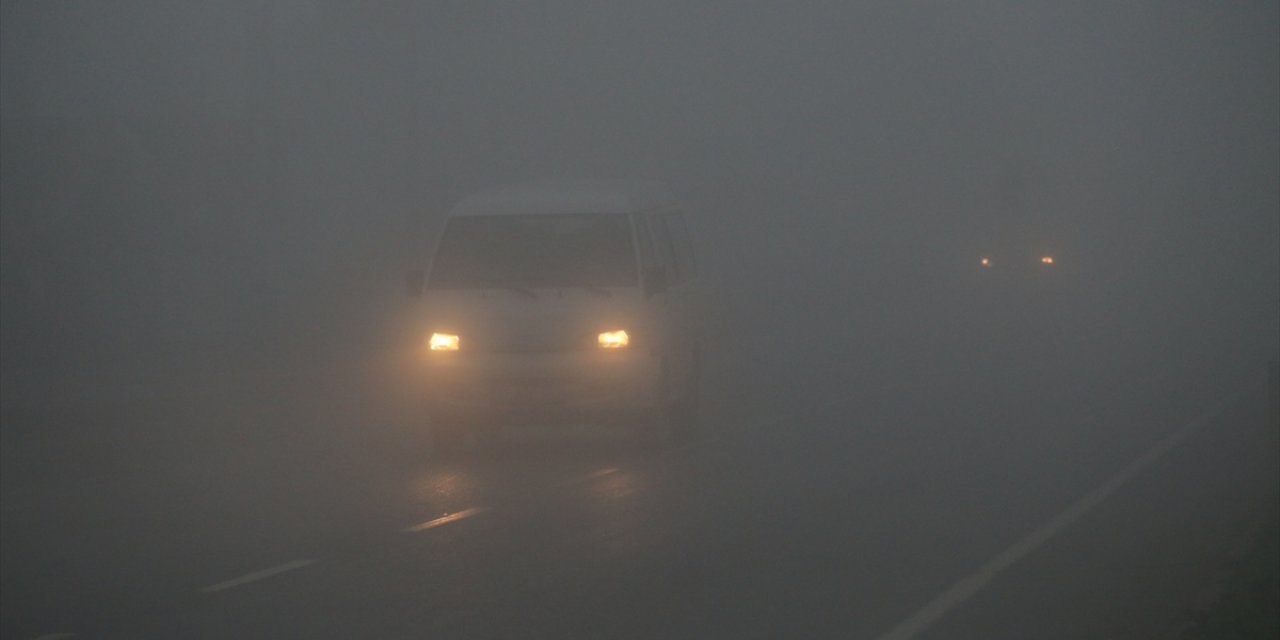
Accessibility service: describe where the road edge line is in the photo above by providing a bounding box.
[871,386,1254,640]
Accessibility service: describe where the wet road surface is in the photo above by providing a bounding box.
[3,336,1276,639]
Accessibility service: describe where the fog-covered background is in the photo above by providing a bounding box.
[3,1,1277,408]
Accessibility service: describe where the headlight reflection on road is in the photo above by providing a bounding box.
[590,469,639,501]
[413,469,476,503]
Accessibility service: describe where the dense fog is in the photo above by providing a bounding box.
[3,1,1275,410]
[2,3,1278,638]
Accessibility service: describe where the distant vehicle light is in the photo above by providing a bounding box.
[980,257,992,267]
[429,332,460,351]
[598,330,629,349]
[1040,256,1055,264]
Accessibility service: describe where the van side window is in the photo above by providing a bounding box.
[633,213,656,270]
[662,212,695,280]
[648,213,681,283]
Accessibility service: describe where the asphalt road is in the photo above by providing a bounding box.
[2,329,1276,639]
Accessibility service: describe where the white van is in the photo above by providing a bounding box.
[407,180,700,450]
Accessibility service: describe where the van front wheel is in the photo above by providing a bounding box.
[631,404,673,450]
[671,390,699,442]
[674,350,701,440]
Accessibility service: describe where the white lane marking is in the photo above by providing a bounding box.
[873,386,1252,640]
[31,634,75,640]
[581,467,620,481]
[555,467,621,488]
[402,507,490,533]
[200,559,318,594]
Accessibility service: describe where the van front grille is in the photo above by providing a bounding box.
[469,327,595,353]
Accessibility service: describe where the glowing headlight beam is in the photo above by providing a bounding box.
[429,332,460,351]
[980,257,992,267]
[1040,256,1055,265]
[597,330,629,349]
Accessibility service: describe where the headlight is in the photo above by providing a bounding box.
[597,330,629,349]
[429,332,460,351]
[1040,256,1055,265]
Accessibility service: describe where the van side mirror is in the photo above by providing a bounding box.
[644,267,669,297]
[405,270,425,298]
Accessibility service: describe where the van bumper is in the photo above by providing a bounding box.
[422,350,660,426]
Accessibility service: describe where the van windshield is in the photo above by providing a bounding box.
[427,213,637,289]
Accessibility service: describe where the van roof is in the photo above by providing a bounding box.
[449,179,678,216]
